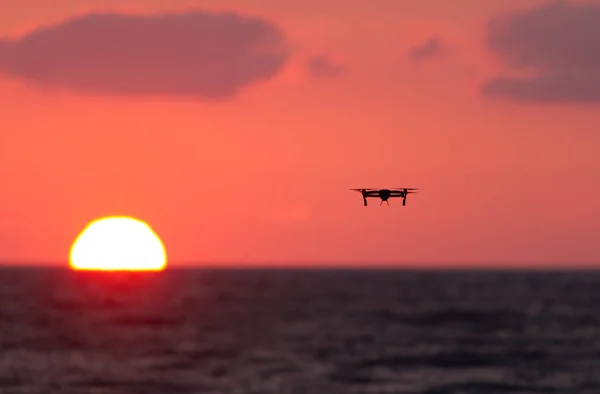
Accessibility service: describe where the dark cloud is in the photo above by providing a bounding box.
[305,54,345,78]
[0,11,290,99]
[409,37,441,62]
[482,1,600,103]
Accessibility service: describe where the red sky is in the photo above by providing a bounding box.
[1,0,599,267]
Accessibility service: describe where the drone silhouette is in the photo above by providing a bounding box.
[350,188,418,206]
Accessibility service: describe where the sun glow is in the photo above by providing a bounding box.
[69,216,167,271]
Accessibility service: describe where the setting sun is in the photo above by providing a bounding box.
[69,216,167,271]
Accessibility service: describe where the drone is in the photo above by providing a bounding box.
[350,188,419,206]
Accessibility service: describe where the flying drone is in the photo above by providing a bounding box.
[350,188,418,206]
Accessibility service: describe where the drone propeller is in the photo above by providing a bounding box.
[349,188,377,192]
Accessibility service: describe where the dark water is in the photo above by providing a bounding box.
[1,267,600,393]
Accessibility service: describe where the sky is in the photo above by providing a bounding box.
[0,0,599,267]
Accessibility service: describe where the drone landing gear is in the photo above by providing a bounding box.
[380,200,389,206]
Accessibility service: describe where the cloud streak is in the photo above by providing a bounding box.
[0,11,290,99]
[305,54,346,78]
[482,1,600,103]
[409,37,442,62]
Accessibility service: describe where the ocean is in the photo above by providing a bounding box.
[0,267,599,393]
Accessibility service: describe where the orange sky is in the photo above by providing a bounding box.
[1,0,599,267]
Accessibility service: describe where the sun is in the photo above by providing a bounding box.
[69,216,167,271]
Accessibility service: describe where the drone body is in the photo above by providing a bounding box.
[350,188,418,206]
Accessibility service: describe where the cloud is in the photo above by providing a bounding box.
[305,54,345,78]
[409,37,442,62]
[482,1,600,103]
[0,11,290,99]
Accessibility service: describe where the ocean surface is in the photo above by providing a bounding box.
[0,267,599,393]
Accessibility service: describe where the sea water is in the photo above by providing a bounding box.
[0,267,599,393]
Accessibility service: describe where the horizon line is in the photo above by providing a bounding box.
[1,261,599,271]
